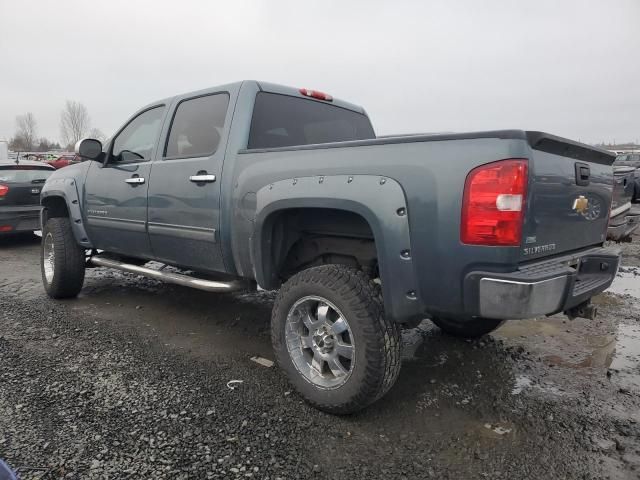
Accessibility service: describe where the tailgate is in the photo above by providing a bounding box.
[521,132,616,261]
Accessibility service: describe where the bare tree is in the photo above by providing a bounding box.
[15,113,38,151]
[60,100,91,148]
[89,127,106,142]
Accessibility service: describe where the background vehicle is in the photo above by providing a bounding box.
[607,164,639,241]
[39,81,620,413]
[0,161,55,234]
[47,154,80,169]
[614,153,640,202]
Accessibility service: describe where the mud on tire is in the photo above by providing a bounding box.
[271,265,402,414]
[41,217,86,299]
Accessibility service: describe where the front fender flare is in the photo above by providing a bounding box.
[253,174,422,323]
[41,177,93,248]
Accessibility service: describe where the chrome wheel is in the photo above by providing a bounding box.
[43,232,55,283]
[285,296,355,389]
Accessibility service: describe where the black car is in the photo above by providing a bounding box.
[0,161,55,234]
[614,153,640,202]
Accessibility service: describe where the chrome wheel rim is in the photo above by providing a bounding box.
[43,232,55,283]
[285,296,355,389]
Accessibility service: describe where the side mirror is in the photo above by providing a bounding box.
[75,138,103,160]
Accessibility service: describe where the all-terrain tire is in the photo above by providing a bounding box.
[41,217,85,298]
[431,316,504,338]
[271,265,401,414]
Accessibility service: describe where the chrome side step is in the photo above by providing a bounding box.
[89,256,246,293]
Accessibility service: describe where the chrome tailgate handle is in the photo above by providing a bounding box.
[125,177,145,184]
[189,174,216,183]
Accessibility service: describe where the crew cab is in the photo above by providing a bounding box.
[39,81,621,413]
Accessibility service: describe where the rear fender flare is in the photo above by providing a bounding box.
[253,174,422,323]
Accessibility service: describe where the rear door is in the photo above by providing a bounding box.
[84,105,165,257]
[147,90,232,273]
[522,133,616,260]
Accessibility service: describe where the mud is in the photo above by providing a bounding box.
[0,232,639,479]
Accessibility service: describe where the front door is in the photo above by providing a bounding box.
[147,92,230,273]
[84,105,165,257]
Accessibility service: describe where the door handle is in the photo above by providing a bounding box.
[125,177,145,185]
[189,174,216,183]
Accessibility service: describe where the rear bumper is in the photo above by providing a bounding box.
[0,205,42,233]
[464,246,620,320]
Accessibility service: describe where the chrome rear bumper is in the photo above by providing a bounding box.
[466,246,621,320]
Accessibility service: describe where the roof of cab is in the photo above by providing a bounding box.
[144,81,366,115]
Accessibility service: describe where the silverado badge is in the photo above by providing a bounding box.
[572,195,589,214]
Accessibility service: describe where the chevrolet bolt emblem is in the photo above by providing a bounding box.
[572,195,589,214]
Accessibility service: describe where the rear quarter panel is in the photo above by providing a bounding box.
[227,133,533,319]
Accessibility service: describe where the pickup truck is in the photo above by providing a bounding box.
[39,80,621,414]
[608,162,640,241]
[614,153,640,202]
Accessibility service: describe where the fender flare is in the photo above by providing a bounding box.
[252,174,422,323]
[41,177,93,248]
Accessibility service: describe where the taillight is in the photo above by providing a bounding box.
[461,159,528,246]
[299,88,333,102]
[0,185,8,197]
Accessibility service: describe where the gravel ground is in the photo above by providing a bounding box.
[0,233,639,479]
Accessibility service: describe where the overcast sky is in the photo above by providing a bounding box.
[1,0,639,145]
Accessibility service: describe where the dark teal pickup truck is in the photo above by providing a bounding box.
[40,80,620,413]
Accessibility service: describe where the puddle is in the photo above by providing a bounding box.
[495,318,640,392]
[607,268,640,299]
[609,324,640,391]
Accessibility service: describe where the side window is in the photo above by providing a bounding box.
[112,106,164,163]
[164,93,230,158]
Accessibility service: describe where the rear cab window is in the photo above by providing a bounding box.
[248,92,375,149]
[0,166,54,183]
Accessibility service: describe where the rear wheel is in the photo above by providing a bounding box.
[41,217,86,298]
[431,316,504,338]
[271,265,401,414]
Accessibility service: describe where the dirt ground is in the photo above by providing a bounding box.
[0,233,639,479]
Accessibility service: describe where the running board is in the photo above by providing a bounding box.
[89,256,246,293]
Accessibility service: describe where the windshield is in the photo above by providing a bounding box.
[248,92,375,149]
[0,166,54,183]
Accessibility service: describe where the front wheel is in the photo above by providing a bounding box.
[431,316,504,338]
[271,265,401,414]
[41,217,86,298]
